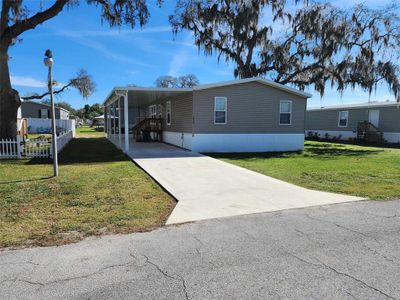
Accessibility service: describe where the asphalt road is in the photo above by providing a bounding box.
[1,200,400,300]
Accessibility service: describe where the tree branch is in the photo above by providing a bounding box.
[5,0,68,39]
[0,0,11,37]
[21,82,73,100]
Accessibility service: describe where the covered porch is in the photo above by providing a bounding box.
[103,87,191,154]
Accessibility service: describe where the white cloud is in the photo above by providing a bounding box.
[11,75,66,88]
[55,26,171,38]
[11,75,46,88]
[67,36,151,67]
[168,34,194,76]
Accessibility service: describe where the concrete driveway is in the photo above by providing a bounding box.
[1,200,399,299]
[129,142,364,224]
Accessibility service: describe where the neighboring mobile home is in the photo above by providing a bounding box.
[306,101,400,143]
[19,100,74,135]
[104,77,311,153]
[21,100,70,120]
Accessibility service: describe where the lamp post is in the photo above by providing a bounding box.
[44,49,58,177]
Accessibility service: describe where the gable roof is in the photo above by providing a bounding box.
[21,100,70,113]
[308,100,399,111]
[104,77,312,105]
[193,77,312,98]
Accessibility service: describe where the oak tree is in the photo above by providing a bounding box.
[0,0,157,138]
[170,0,400,100]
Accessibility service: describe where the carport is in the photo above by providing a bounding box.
[103,87,191,154]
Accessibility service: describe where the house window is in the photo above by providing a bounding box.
[338,111,348,127]
[149,105,156,118]
[158,104,163,119]
[279,100,292,125]
[166,101,171,125]
[214,97,227,124]
[40,109,49,119]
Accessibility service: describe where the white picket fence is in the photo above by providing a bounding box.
[0,130,73,160]
[0,138,21,159]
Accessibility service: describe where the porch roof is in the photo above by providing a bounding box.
[104,87,192,107]
[103,77,313,107]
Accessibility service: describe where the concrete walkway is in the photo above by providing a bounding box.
[127,142,364,224]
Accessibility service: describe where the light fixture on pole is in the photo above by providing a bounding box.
[44,49,58,177]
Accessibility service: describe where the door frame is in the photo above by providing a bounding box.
[368,109,380,128]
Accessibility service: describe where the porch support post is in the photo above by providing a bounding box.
[107,105,112,139]
[124,92,129,154]
[104,106,108,137]
[118,97,122,148]
[112,102,116,140]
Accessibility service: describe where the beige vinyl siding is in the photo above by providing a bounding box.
[378,107,400,132]
[193,81,307,134]
[306,106,400,132]
[151,92,193,133]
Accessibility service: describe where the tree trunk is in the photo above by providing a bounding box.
[0,41,20,139]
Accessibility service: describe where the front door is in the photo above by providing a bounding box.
[368,110,380,128]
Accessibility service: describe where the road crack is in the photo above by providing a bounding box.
[142,254,190,300]
[285,251,397,300]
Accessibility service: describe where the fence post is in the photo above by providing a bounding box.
[16,136,22,159]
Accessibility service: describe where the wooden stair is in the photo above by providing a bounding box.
[357,121,384,144]
[132,117,163,142]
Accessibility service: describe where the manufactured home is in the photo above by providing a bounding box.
[306,101,400,144]
[21,100,70,120]
[104,77,312,153]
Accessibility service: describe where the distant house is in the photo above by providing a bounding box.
[19,100,74,135]
[21,100,70,120]
[306,101,400,144]
[92,114,105,127]
[103,77,312,153]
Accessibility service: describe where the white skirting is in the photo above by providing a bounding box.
[192,133,304,153]
[163,131,193,150]
[383,132,400,143]
[306,130,356,140]
[307,130,400,144]
[163,132,305,152]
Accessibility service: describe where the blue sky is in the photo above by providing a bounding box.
[9,0,397,109]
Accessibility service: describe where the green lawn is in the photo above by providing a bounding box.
[76,125,105,138]
[0,128,175,248]
[211,141,400,200]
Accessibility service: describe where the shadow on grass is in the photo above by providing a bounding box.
[306,144,383,158]
[25,137,128,165]
[209,143,383,160]
[78,128,104,133]
[0,176,53,185]
[59,137,128,164]
[207,151,300,160]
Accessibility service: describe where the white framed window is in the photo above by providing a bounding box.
[158,104,163,119]
[40,108,48,119]
[166,101,171,125]
[214,97,227,124]
[338,111,349,127]
[279,100,292,125]
[149,105,157,118]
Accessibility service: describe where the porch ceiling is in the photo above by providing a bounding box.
[104,87,192,107]
[127,90,192,107]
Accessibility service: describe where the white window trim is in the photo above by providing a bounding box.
[279,100,292,126]
[149,104,157,118]
[166,101,171,126]
[214,97,227,125]
[158,104,163,119]
[40,108,48,119]
[338,110,349,127]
